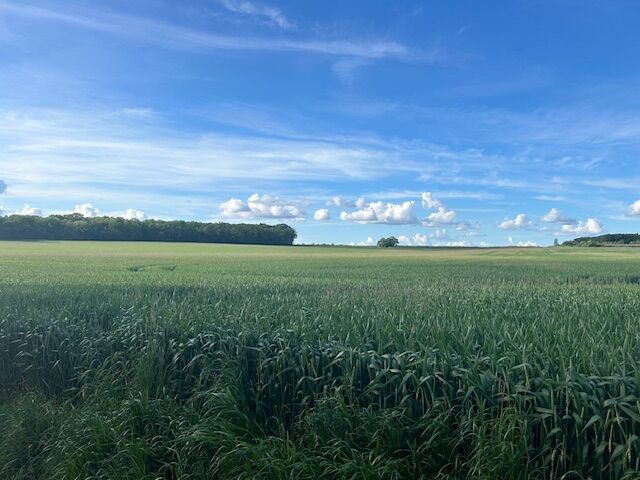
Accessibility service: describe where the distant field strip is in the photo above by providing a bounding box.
[2,242,640,479]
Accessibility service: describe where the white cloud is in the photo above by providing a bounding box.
[123,208,146,221]
[508,237,538,247]
[121,108,155,118]
[433,228,449,239]
[421,192,457,226]
[535,195,567,202]
[219,0,292,29]
[349,236,375,246]
[332,57,369,83]
[499,213,532,230]
[16,203,42,216]
[431,240,469,247]
[398,233,428,246]
[73,203,99,217]
[219,198,248,215]
[0,179,6,194]
[425,208,456,225]
[453,220,480,231]
[220,193,304,220]
[326,196,343,207]
[559,218,604,235]
[340,200,416,224]
[326,196,365,208]
[542,208,575,224]
[518,241,538,247]
[627,200,640,217]
[421,192,443,209]
[313,208,330,221]
[0,2,413,61]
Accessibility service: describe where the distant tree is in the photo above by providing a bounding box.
[377,236,399,248]
[0,215,297,246]
[562,233,640,247]
[553,238,559,247]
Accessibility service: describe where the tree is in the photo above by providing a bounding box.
[0,215,298,246]
[377,236,399,248]
[553,238,559,247]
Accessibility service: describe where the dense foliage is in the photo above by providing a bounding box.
[2,243,640,479]
[563,233,640,246]
[377,236,399,247]
[0,214,297,245]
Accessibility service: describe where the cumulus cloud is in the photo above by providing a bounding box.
[398,233,428,246]
[349,236,376,246]
[220,193,303,220]
[499,213,533,230]
[220,198,248,215]
[508,237,538,247]
[432,240,470,247]
[421,192,443,209]
[340,200,416,224]
[16,204,42,216]
[313,208,330,221]
[421,192,457,226]
[326,196,343,207]
[627,200,640,217]
[0,180,6,194]
[425,208,456,225]
[73,203,99,217]
[559,218,604,235]
[542,208,575,224]
[123,209,146,221]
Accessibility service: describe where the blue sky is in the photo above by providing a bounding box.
[1,0,640,246]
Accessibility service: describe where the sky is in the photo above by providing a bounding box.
[1,0,640,246]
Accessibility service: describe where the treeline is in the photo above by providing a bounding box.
[563,233,640,246]
[0,214,297,245]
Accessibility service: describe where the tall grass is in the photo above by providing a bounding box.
[1,242,640,478]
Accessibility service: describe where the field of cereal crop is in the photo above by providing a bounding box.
[2,241,640,479]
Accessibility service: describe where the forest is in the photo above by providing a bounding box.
[0,214,297,245]
[562,233,640,246]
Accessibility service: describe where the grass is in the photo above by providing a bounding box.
[2,241,640,478]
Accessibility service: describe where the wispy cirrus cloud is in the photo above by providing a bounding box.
[218,0,293,29]
[0,2,418,62]
[0,108,430,201]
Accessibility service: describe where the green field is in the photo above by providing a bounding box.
[2,241,640,479]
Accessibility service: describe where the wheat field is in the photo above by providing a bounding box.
[2,241,640,479]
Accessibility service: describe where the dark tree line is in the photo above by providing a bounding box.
[563,233,640,246]
[0,214,297,245]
